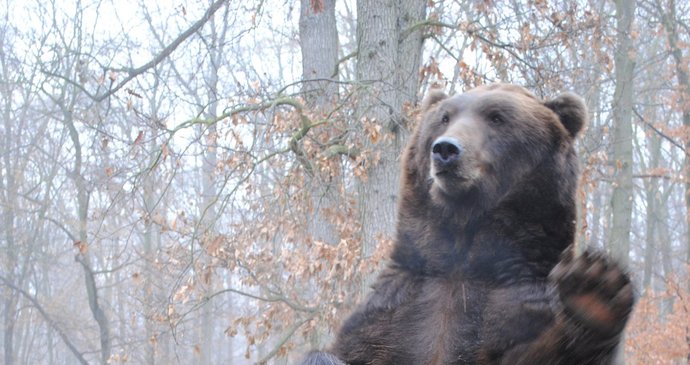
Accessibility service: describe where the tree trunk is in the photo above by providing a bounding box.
[642,133,662,290]
[578,66,604,251]
[64,106,112,365]
[656,189,676,314]
[0,126,18,365]
[609,0,636,267]
[355,0,426,278]
[2,92,17,365]
[142,140,158,365]
[0,37,22,365]
[299,0,340,247]
[299,0,340,351]
[300,0,339,108]
[609,1,636,363]
[657,0,690,291]
[198,90,219,365]
[198,15,224,361]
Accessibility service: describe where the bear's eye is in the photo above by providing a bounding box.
[489,112,506,125]
[441,113,450,124]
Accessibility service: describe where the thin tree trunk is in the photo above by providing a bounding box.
[1,38,19,365]
[64,106,112,365]
[196,7,233,362]
[199,99,218,365]
[578,67,604,251]
[143,160,157,365]
[2,102,17,365]
[657,189,675,315]
[198,18,223,360]
[643,134,661,289]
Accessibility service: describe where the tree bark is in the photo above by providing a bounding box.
[609,1,636,363]
[609,0,636,267]
[299,0,340,351]
[299,0,340,247]
[300,0,339,108]
[355,0,426,275]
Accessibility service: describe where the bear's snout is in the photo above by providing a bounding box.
[432,137,463,169]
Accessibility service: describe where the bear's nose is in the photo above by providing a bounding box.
[432,137,463,167]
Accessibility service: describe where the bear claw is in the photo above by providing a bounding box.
[549,249,634,336]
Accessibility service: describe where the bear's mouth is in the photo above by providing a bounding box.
[429,171,472,198]
[435,169,458,178]
[431,168,468,184]
[429,158,478,194]
[431,159,465,179]
[439,173,469,185]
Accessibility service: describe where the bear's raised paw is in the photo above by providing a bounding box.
[549,249,634,337]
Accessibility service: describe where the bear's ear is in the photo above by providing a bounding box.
[544,92,588,138]
[422,89,448,111]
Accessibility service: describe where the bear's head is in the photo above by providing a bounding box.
[401,84,587,219]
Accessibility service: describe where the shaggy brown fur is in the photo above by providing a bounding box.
[300,84,633,365]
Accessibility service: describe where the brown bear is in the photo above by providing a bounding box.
[300,84,634,365]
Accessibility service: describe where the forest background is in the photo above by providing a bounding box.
[1,0,689,364]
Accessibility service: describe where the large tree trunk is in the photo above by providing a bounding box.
[609,0,636,267]
[355,0,426,279]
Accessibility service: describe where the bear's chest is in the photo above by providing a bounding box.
[389,278,553,365]
[395,278,487,365]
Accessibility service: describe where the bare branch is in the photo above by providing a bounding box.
[0,275,90,365]
[634,107,687,155]
[253,313,317,365]
[44,0,228,102]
